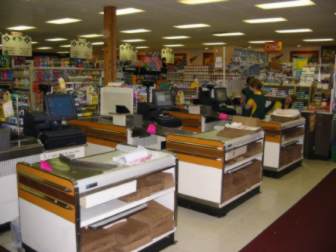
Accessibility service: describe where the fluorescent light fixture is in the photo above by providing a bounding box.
[179,0,228,5]
[36,47,52,50]
[303,38,334,42]
[203,42,226,46]
[7,25,36,31]
[46,18,82,25]
[256,0,315,10]
[99,8,144,16]
[91,42,104,45]
[121,29,151,34]
[174,23,210,29]
[136,46,149,49]
[163,36,190,40]
[164,44,184,47]
[80,34,103,38]
[57,51,69,54]
[31,41,38,44]
[59,44,71,48]
[248,40,274,44]
[45,37,67,42]
[117,7,144,16]
[276,28,312,33]
[244,17,287,24]
[122,39,145,43]
[213,32,245,37]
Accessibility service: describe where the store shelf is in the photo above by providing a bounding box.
[278,157,303,172]
[80,187,175,227]
[281,135,304,147]
[34,66,103,70]
[224,153,263,173]
[220,183,261,208]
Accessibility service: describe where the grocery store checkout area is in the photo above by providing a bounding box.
[259,109,305,178]
[17,144,177,252]
[69,87,226,150]
[166,116,264,216]
[0,132,43,228]
[1,94,89,247]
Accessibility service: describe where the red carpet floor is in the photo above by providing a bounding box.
[241,169,336,252]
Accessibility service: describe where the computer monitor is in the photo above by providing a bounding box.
[215,87,228,103]
[152,90,174,108]
[45,94,77,121]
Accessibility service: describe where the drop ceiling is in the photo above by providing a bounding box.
[0,0,335,51]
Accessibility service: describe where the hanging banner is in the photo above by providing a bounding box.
[1,33,32,57]
[119,43,136,62]
[264,41,283,53]
[70,39,92,59]
[161,48,174,64]
[293,57,308,79]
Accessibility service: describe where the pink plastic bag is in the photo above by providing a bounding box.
[146,123,157,135]
[40,161,53,172]
[218,113,229,121]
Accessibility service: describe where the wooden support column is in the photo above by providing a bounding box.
[104,6,117,85]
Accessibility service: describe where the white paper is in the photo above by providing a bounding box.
[113,146,152,165]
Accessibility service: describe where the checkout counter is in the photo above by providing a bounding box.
[68,87,225,150]
[167,110,220,133]
[166,127,264,216]
[259,116,305,177]
[17,145,177,252]
[0,136,43,226]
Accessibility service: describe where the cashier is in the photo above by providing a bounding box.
[245,79,272,119]
[241,76,255,116]
[272,95,295,111]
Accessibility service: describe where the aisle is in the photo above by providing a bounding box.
[0,160,334,252]
[164,160,335,252]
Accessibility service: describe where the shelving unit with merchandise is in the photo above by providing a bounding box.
[32,65,103,116]
[0,65,34,130]
[122,66,161,85]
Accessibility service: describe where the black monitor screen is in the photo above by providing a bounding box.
[215,88,228,103]
[153,90,173,107]
[45,94,77,121]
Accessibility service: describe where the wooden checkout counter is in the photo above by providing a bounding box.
[69,113,224,151]
[17,145,177,252]
[259,117,305,177]
[167,111,220,133]
[166,128,264,216]
[69,119,128,148]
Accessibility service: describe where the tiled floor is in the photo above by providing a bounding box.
[1,160,334,252]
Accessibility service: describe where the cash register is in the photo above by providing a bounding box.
[24,94,86,150]
[150,90,182,128]
[213,87,236,115]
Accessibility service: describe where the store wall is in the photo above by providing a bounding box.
[267,46,321,63]
[174,47,224,66]
[174,45,322,66]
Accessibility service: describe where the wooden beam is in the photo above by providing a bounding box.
[104,6,117,85]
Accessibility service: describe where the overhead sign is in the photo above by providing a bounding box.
[161,48,174,64]
[264,41,283,53]
[70,39,92,59]
[119,43,136,62]
[1,33,32,57]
